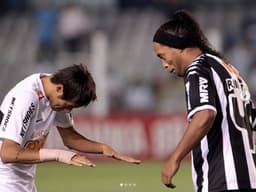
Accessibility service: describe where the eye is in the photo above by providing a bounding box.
[157,53,164,60]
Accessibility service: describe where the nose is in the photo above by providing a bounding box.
[161,60,169,69]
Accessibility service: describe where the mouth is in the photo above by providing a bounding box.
[169,70,179,77]
[169,69,175,74]
[52,106,63,111]
[53,108,61,112]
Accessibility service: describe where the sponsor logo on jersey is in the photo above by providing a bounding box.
[20,102,36,137]
[226,78,239,92]
[24,130,49,150]
[2,97,16,131]
[199,77,209,103]
[226,78,250,101]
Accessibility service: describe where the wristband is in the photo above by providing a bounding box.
[39,149,76,164]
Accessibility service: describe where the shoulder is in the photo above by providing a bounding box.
[1,90,38,114]
[185,55,213,80]
[3,74,42,106]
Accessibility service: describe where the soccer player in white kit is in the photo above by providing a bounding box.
[0,64,141,192]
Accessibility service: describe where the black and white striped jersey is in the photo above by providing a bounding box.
[184,54,256,192]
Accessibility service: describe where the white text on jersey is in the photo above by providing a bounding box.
[199,77,209,103]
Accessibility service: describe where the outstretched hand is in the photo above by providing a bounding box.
[70,155,96,167]
[102,145,141,164]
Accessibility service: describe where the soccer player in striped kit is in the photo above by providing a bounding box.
[152,10,256,192]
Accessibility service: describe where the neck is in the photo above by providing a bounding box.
[182,47,203,70]
[41,75,52,99]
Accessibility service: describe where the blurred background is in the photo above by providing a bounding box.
[1,0,256,114]
[1,0,256,191]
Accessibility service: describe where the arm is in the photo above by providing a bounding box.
[162,109,215,188]
[0,139,40,163]
[57,126,141,164]
[0,138,95,167]
[57,126,105,153]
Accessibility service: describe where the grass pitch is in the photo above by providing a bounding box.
[36,161,193,192]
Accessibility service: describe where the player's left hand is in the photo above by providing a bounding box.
[71,155,96,167]
[102,145,141,164]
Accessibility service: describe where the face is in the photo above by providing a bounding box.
[48,84,78,112]
[153,42,184,77]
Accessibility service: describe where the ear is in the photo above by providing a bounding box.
[56,84,64,96]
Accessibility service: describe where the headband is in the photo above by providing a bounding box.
[153,29,191,49]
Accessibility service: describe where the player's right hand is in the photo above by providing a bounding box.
[161,158,180,189]
[70,155,96,167]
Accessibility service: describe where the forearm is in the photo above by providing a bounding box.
[0,139,77,165]
[170,110,215,162]
[57,126,141,164]
[66,136,106,154]
[10,150,40,163]
[12,147,94,167]
[0,140,40,164]
[57,126,106,154]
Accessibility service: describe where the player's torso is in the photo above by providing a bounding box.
[0,73,55,192]
[185,54,256,191]
[21,99,56,150]
[185,54,253,141]
[1,73,56,149]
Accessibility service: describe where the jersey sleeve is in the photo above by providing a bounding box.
[0,91,37,145]
[185,65,217,121]
[54,112,74,128]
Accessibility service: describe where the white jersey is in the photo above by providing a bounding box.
[0,74,74,192]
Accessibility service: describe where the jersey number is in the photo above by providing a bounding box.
[229,92,255,153]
